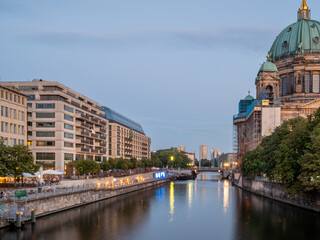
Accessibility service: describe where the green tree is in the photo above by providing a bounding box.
[76,159,100,175]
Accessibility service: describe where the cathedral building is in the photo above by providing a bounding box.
[233,1,320,162]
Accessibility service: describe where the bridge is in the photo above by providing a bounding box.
[196,167,222,173]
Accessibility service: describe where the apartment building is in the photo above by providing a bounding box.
[0,85,27,146]
[2,80,108,171]
[199,145,208,160]
[101,107,151,160]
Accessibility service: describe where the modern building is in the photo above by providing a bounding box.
[199,145,207,160]
[178,145,186,152]
[219,153,237,169]
[2,80,108,171]
[233,1,320,162]
[185,152,195,165]
[210,148,221,160]
[0,85,27,146]
[100,106,151,160]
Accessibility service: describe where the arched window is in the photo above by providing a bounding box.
[266,85,274,102]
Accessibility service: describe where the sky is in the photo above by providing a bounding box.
[1,0,320,159]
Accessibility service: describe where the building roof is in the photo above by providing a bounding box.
[259,61,278,73]
[269,2,320,61]
[0,85,27,97]
[100,106,145,135]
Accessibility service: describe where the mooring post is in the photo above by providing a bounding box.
[15,212,21,228]
[31,209,36,224]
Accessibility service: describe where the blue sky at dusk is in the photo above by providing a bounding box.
[1,0,319,158]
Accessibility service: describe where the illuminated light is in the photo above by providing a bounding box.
[97,183,101,188]
[154,171,166,179]
[113,178,116,182]
[170,182,175,218]
[170,156,174,161]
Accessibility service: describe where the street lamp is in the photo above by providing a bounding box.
[170,156,174,168]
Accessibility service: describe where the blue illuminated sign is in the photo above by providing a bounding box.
[154,171,166,179]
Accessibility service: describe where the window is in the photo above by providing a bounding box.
[27,95,35,100]
[64,142,73,148]
[64,114,73,122]
[10,124,16,134]
[18,139,24,145]
[18,96,20,104]
[36,131,55,137]
[11,138,16,146]
[1,90,3,98]
[36,141,55,146]
[14,95,16,102]
[64,105,73,113]
[36,122,55,128]
[28,131,32,136]
[10,109,16,119]
[1,122,8,132]
[64,153,74,160]
[18,125,24,135]
[36,153,55,160]
[76,154,84,160]
[305,74,310,93]
[1,106,8,117]
[9,93,12,101]
[290,75,294,94]
[75,109,83,114]
[64,123,73,130]
[27,141,32,146]
[5,91,8,99]
[2,137,8,145]
[36,103,55,109]
[64,133,73,139]
[18,111,24,121]
[27,103,32,108]
[22,97,24,105]
[27,112,32,117]
[313,74,319,93]
[19,86,38,91]
[36,112,55,118]
[282,77,287,95]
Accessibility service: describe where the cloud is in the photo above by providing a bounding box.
[20,24,281,52]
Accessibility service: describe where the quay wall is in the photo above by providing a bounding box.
[0,177,169,228]
[233,176,320,213]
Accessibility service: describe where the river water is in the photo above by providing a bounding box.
[1,172,319,240]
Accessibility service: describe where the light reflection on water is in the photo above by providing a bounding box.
[0,177,319,240]
[197,172,221,181]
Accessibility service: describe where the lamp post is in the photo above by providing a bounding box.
[170,156,174,168]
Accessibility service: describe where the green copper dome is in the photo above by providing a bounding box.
[269,19,320,61]
[244,94,254,101]
[259,61,278,73]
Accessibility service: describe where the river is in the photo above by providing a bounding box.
[1,172,319,240]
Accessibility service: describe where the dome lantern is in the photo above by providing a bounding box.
[298,0,311,21]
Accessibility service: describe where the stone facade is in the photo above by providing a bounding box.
[0,85,27,146]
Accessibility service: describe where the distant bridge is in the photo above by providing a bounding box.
[196,167,222,173]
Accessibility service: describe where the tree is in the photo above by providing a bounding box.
[76,159,100,175]
[0,143,39,185]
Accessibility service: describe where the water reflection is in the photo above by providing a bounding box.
[197,172,221,181]
[223,180,229,213]
[169,181,174,220]
[234,188,320,240]
[1,180,319,240]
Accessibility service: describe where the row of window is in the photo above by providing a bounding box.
[35,153,81,161]
[1,122,24,135]
[282,74,320,95]
[0,89,25,105]
[1,137,24,146]
[34,131,74,139]
[27,141,74,148]
[1,106,25,120]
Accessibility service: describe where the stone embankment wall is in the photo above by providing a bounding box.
[233,176,320,213]
[0,177,169,228]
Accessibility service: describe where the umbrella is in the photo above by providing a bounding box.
[22,173,38,178]
[43,169,64,175]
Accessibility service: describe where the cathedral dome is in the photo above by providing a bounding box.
[269,1,320,61]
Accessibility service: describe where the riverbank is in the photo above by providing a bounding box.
[233,175,320,213]
[0,173,170,229]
